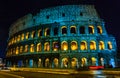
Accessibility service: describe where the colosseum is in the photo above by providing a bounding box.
[6,5,117,68]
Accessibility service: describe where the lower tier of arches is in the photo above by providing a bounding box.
[6,53,116,68]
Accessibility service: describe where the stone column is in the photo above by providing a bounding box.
[85,25,88,35]
[50,40,52,52]
[68,57,71,68]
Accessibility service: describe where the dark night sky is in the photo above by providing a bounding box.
[0,0,120,58]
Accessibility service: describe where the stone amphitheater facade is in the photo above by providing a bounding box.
[6,5,117,68]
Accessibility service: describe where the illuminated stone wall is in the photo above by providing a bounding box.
[6,5,117,68]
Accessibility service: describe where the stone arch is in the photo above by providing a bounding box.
[30,44,34,52]
[37,43,42,52]
[79,26,85,34]
[61,26,67,35]
[20,46,23,53]
[91,57,97,66]
[53,42,59,51]
[70,26,76,34]
[45,28,50,36]
[26,32,30,39]
[38,29,42,37]
[62,58,68,68]
[31,31,36,38]
[90,41,96,50]
[109,58,115,68]
[71,41,78,51]
[99,41,105,50]
[100,58,104,66]
[81,57,87,67]
[80,41,87,50]
[45,58,50,68]
[97,26,102,34]
[29,59,33,68]
[24,45,29,52]
[21,33,24,40]
[71,58,78,68]
[89,25,94,34]
[53,58,59,68]
[108,41,112,50]
[16,46,19,55]
[54,27,58,36]
[61,41,68,51]
[17,35,21,42]
[44,42,50,51]
[38,58,42,67]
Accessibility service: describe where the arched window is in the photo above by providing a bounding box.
[53,42,59,51]
[70,26,76,34]
[26,32,29,39]
[12,38,14,44]
[80,26,85,34]
[108,41,112,50]
[99,41,105,50]
[62,26,67,35]
[90,41,96,50]
[97,26,102,34]
[20,46,23,53]
[30,44,34,52]
[13,37,16,43]
[91,57,97,66]
[61,41,68,51]
[100,58,104,66]
[45,28,50,36]
[38,58,42,67]
[71,41,78,50]
[17,35,21,42]
[71,58,78,68]
[89,26,94,34]
[62,58,68,68]
[38,29,42,37]
[37,43,42,52]
[21,34,24,40]
[16,47,19,55]
[29,59,33,67]
[31,31,35,38]
[45,58,50,67]
[53,58,59,68]
[12,37,15,44]
[44,42,50,51]
[62,13,65,17]
[54,27,58,36]
[81,57,87,67]
[24,45,28,52]
[80,41,87,50]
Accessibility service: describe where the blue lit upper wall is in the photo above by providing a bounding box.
[34,5,100,24]
[9,5,106,37]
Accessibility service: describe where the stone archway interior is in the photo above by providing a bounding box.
[62,58,68,68]
[71,58,78,68]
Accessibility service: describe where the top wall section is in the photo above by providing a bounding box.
[9,5,101,37]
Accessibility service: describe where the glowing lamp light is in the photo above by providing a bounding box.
[81,45,85,50]
[63,46,67,51]
[54,48,58,51]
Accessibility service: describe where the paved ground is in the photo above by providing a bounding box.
[1,68,120,78]
[9,67,120,75]
[0,71,24,78]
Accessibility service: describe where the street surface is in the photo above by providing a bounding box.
[0,71,23,78]
[0,70,120,78]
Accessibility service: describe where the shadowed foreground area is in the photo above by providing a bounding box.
[1,68,120,78]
